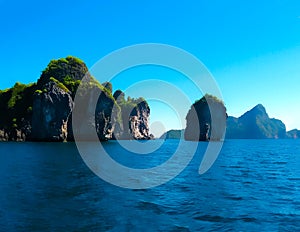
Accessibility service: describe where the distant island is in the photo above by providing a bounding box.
[161,104,300,140]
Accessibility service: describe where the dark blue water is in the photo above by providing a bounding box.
[0,140,299,231]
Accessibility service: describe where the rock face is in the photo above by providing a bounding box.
[0,56,152,142]
[71,85,120,141]
[113,91,153,140]
[0,82,36,141]
[31,82,73,141]
[129,101,152,140]
[226,104,286,139]
[185,94,227,141]
[95,89,119,141]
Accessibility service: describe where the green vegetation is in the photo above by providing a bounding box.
[0,55,149,142]
[27,106,32,113]
[194,94,224,105]
[119,97,147,115]
[38,56,115,100]
[118,96,149,132]
[66,55,84,64]
[38,56,88,88]
[63,75,81,94]
[0,82,37,130]
[12,117,18,128]
[49,77,69,92]
[7,82,34,109]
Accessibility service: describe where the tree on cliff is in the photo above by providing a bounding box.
[184,94,227,141]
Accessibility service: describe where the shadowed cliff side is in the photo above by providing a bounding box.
[0,82,36,141]
[184,94,227,141]
[31,81,73,141]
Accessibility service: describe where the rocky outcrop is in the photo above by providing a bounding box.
[0,56,152,142]
[112,90,153,140]
[226,104,286,139]
[31,81,73,141]
[286,129,300,139]
[95,90,119,141]
[37,56,90,92]
[129,101,152,140]
[70,85,120,141]
[185,94,227,141]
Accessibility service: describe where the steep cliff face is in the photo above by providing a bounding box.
[31,81,73,141]
[95,90,120,141]
[185,94,227,141]
[129,101,152,140]
[226,104,286,139]
[114,91,152,140]
[70,84,120,141]
[34,56,121,141]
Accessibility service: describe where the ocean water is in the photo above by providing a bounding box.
[0,140,299,231]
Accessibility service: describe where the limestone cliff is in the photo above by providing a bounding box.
[0,56,152,141]
[31,81,73,141]
[185,94,227,141]
[113,90,153,140]
[129,100,152,140]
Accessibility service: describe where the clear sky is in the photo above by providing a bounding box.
[0,0,299,137]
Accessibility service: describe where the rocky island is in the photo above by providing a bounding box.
[161,103,299,140]
[0,56,153,141]
[1,57,297,142]
[185,94,227,141]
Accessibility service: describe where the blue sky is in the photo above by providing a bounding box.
[0,0,299,136]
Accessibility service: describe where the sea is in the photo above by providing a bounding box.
[0,139,299,231]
